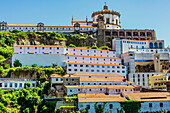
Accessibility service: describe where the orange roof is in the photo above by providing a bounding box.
[80,78,125,82]
[15,45,64,47]
[50,74,78,78]
[67,62,124,66]
[64,85,134,89]
[66,47,115,52]
[78,93,126,103]
[92,9,120,18]
[44,25,73,27]
[122,39,149,42]
[7,24,37,27]
[14,52,64,55]
[122,92,170,101]
[50,74,62,78]
[73,72,123,77]
[6,24,93,28]
[66,54,120,59]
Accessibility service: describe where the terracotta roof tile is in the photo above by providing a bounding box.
[67,62,124,66]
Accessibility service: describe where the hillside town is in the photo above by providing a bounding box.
[0,3,170,113]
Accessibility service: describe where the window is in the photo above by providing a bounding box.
[149,103,152,107]
[27,47,30,49]
[15,83,17,88]
[0,83,2,87]
[94,83,96,85]
[107,70,110,72]
[87,105,90,109]
[20,47,22,49]
[72,79,74,81]
[109,104,113,109]
[112,66,115,68]
[49,47,52,50]
[68,64,71,67]
[74,64,77,67]
[97,70,100,72]
[70,90,72,92]
[99,83,101,85]
[117,71,120,73]
[80,69,83,72]
[97,65,99,68]
[91,65,94,68]
[66,78,68,81]
[75,57,77,59]
[89,89,91,91]
[74,69,77,71]
[68,69,71,71]
[91,70,94,72]
[87,50,89,52]
[117,66,120,68]
[19,83,22,87]
[80,65,83,67]
[86,69,89,72]
[107,66,110,68]
[102,66,105,68]
[5,83,7,87]
[98,105,102,109]
[102,70,105,72]
[160,103,163,107]
[112,70,115,72]
[122,71,125,73]
[42,47,44,49]
[56,78,58,81]
[86,65,89,67]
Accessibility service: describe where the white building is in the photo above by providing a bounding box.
[67,62,126,78]
[0,78,36,89]
[13,45,127,77]
[112,38,164,57]
[128,73,170,88]
[78,92,170,113]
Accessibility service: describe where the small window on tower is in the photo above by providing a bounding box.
[106,18,110,24]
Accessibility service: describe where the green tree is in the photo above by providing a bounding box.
[32,64,37,67]
[91,45,98,49]
[69,44,76,47]
[26,82,31,87]
[0,102,7,112]
[23,108,30,113]
[4,64,10,69]
[13,59,22,67]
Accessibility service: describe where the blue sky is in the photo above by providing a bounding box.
[0,0,170,47]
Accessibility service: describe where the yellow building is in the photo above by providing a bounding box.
[149,74,168,91]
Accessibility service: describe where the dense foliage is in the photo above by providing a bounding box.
[0,30,67,46]
[119,100,142,113]
[0,65,65,80]
[0,82,54,113]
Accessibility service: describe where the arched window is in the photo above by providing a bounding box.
[116,19,118,25]
[154,42,158,48]
[150,42,153,48]
[159,42,163,49]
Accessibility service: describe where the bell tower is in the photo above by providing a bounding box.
[154,51,161,72]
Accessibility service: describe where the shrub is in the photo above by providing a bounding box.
[4,64,10,69]
[91,45,98,49]
[26,82,31,87]
[69,44,76,47]
[32,64,37,67]
[13,59,22,67]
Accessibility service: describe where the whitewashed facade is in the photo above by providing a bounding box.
[0,78,36,89]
